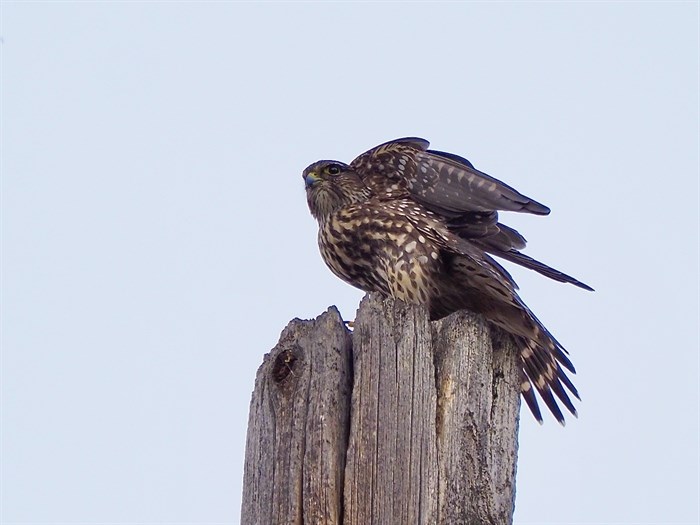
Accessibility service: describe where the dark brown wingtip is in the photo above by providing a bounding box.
[527,200,551,215]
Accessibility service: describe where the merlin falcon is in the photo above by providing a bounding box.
[302,137,592,424]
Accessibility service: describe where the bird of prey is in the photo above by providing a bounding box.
[302,137,592,424]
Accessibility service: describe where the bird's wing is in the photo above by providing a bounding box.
[353,140,592,290]
[462,221,593,291]
[350,137,550,216]
[475,241,595,291]
[407,220,580,423]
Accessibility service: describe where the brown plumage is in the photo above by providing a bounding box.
[303,137,592,424]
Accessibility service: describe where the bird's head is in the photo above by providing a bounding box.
[303,160,370,221]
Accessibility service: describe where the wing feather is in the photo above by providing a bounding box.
[351,137,550,216]
[412,149,550,215]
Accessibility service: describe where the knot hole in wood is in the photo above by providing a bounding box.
[271,346,299,383]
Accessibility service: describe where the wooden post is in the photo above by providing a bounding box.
[241,293,520,525]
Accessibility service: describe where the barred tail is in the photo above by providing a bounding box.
[515,332,580,425]
[435,250,582,424]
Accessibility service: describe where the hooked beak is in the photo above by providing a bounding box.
[304,171,320,188]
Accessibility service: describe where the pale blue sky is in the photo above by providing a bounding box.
[2,2,698,524]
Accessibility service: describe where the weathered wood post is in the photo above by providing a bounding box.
[241,293,520,525]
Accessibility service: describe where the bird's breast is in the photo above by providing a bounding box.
[317,203,444,304]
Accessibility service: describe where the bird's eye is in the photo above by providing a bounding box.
[327,165,341,175]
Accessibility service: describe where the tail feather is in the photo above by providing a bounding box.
[548,369,578,416]
[537,385,566,425]
[552,346,576,374]
[494,304,580,424]
[520,351,566,424]
[556,365,580,400]
[436,248,582,424]
[517,312,580,424]
[520,378,544,424]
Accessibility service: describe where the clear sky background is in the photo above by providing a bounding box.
[2,2,698,524]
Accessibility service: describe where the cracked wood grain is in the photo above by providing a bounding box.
[241,295,519,525]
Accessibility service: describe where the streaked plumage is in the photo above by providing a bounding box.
[303,137,592,424]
